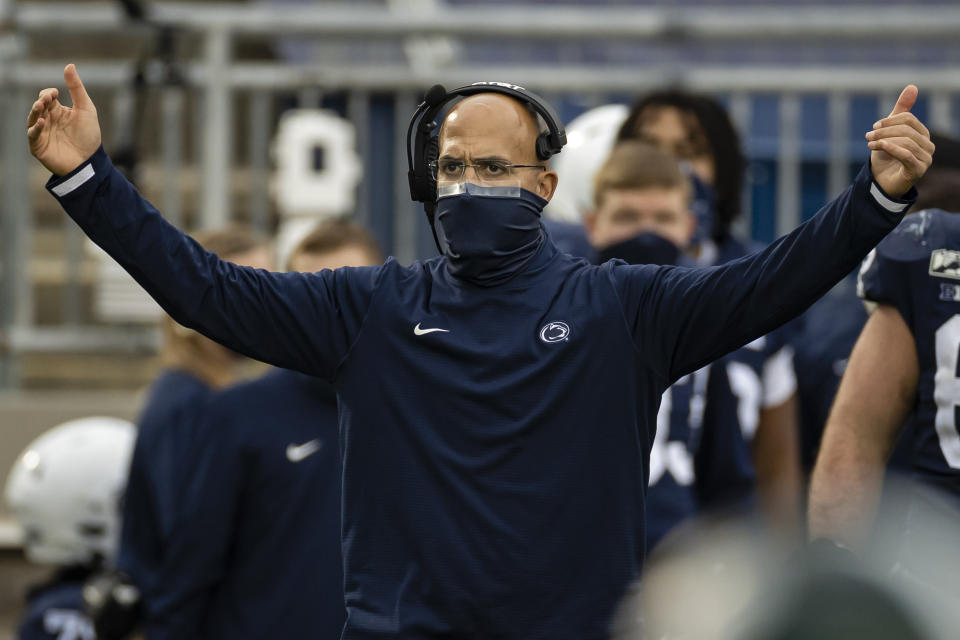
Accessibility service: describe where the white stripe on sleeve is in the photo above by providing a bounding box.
[869,182,910,214]
[51,164,96,197]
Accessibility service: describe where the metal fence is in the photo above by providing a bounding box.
[2,2,960,389]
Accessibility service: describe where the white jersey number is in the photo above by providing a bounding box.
[934,315,960,469]
[43,609,95,640]
[648,368,709,487]
[726,361,762,441]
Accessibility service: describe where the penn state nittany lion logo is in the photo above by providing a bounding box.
[539,321,570,344]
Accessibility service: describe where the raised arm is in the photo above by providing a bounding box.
[28,65,378,379]
[807,304,918,551]
[611,86,932,381]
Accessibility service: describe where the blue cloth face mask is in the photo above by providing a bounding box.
[434,183,547,287]
[596,231,680,267]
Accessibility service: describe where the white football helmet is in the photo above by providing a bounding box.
[5,417,136,567]
[543,103,628,223]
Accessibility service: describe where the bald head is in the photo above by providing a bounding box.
[440,94,541,164]
[437,93,558,199]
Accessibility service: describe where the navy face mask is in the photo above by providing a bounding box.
[597,231,680,267]
[434,183,547,287]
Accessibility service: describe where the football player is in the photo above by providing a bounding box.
[809,140,960,559]
[6,417,135,640]
[789,134,960,479]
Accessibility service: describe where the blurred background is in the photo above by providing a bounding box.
[2,0,960,634]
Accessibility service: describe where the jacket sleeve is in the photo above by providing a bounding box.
[47,148,381,381]
[610,163,915,382]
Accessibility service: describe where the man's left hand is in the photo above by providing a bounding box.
[866,85,934,198]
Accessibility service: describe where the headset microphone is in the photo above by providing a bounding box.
[423,84,448,108]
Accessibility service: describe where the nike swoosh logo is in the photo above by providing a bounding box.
[414,323,449,336]
[286,439,321,463]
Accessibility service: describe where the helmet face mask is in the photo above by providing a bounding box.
[5,417,136,568]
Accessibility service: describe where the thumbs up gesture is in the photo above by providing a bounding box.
[26,64,102,177]
[866,85,935,198]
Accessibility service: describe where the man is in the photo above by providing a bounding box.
[147,221,383,639]
[808,185,960,557]
[807,211,960,606]
[585,141,756,550]
[790,135,960,480]
[28,64,930,639]
[117,227,272,626]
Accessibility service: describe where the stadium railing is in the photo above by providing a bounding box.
[1,2,959,389]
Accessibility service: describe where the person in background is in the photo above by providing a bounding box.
[116,227,272,630]
[617,90,803,534]
[145,220,383,640]
[796,132,960,475]
[5,417,136,640]
[586,140,756,550]
[808,137,960,573]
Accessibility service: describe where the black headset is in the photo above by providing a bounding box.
[405,82,567,250]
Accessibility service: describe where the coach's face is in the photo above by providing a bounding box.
[438,94,558,201]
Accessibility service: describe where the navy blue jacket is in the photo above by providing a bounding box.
[117,369,210,610]
[148,368,344,639]
[49,148,911,640]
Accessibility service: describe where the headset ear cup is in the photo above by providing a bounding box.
[535,134,552,162]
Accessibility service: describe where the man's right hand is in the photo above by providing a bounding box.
[27,63,102,176]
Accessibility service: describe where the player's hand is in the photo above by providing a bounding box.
[27,64,102,176]
[866,85,934,198]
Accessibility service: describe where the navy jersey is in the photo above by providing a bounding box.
[858,209,960,496]
[116,369,210,608]
[645,364,754,550]
[147,368,343,639]
[49,149,910,640]
[645,366,708,550]
[19,575,94,640]
[693,361,757,510]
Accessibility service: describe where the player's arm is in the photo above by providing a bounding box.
[807,303,918,552]
[614,86,931,382]
[27,65,376,379]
